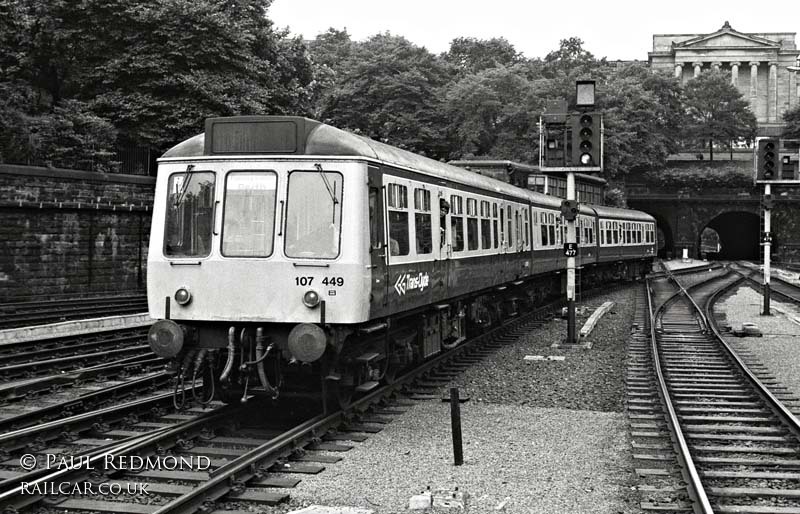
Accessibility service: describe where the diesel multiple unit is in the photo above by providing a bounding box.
[147,116,656,408]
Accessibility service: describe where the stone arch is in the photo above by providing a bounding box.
[698,210,761,260]
[649,212,674,258]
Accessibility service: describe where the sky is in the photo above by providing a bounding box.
[268,0,800,61]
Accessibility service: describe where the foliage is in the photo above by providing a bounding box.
[603,187,627,208]
[683,70,757,160]
[307,28,355,118]
[782,104,800,139]
[443,65,541,162]
[542,37,604,80]
[444,37,521,74]
[0,0,316,169]
[319,33,454,159]
[28,100,119,171]
[599,65,685,176]
[641,162,753,189]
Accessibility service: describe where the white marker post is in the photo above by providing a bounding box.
[763,183,771,315]
[566,172,577,344]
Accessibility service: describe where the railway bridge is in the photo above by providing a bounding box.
[626,177,800,262]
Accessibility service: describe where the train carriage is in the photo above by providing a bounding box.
[147,116,655,408]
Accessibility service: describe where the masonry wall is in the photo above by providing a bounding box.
[0,165,155,301]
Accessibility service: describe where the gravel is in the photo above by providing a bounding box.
[449,285,637,412]
[249,285,642,514]
[714,284,800,397]
[259,402,638,514]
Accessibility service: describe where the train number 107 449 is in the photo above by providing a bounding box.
[295,276,344,287]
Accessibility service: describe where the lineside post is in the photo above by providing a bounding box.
[763,183,771,316]
[566,172,577,344]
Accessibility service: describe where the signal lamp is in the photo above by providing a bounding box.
[757,138,780,181]
[572,113,600,167]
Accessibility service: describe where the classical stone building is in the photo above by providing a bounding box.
[649,22,800,136]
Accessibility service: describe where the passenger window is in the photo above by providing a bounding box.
[499,205,505,247]
[466,198,478,251]
[414,188,432,255]
[480,201,491,249]
[493,203,499,248]
[451,195,464,252]
[387,183,409,256]
[507,205,513,249]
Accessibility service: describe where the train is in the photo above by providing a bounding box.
[146,116,656,410]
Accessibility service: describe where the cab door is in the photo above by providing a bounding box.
[368,166,389,314]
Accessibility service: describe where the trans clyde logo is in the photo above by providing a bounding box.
[394,272,430,296]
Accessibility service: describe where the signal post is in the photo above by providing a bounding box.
[754,137,799,316]
[540,81,602,345]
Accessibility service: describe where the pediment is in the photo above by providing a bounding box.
[675,23,779,50]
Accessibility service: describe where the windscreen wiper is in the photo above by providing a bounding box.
[174,165,196,207]
[314,163,339,206]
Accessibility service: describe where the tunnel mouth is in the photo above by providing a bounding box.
[700,211,760,260]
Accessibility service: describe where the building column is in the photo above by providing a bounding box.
[711,62,721,72]
[730,61,740,87]
[674,63,683,79]
[749,61,759,97]
[693,62,703,77]
[790,69,797,109]
[768,61,778,122]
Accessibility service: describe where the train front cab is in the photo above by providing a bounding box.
[146,155,377,405]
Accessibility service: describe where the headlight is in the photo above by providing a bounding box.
[302,290,320,308]
[174,287,192,306]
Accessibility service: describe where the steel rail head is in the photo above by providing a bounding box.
[646,276,715,514]
[703,276,800,439]
[0,391,175,447]
[0,406,234,506]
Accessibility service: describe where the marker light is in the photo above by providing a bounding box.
[174,287,192,306]
[303,290,320,308]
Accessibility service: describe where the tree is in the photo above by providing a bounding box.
[782,104,800,139]
[319,33,454,159]
[683,70,757,161]
[542,37,603,80]
[443,65,541,162]
[307,28,355,117]
[597,65,685,176]
[1,0,316,164]
[444,37,521,74]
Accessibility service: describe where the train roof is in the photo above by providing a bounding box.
[163,116,555,203]
[591,204,655,222]
[162,116,651,221]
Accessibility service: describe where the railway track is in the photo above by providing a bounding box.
[0,281,588,513]
[631,265,800,513]
[0,327,152,380]
[729,261,800,305]
[0,293,147,330]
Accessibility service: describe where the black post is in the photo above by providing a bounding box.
[763,283,771,316]
[567,298,576,345]
[450,387,463,466]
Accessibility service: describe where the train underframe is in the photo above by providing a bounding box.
[166,259,650,412]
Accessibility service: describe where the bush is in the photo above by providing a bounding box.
[26,100,119,172]
[640,162,753,190]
